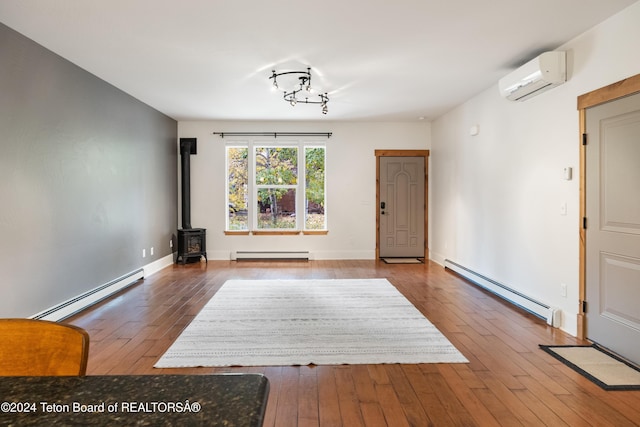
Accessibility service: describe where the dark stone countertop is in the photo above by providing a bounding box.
[0,373,269,426]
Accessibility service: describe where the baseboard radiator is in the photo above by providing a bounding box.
[232,251,310,261]
[444,259,560,327]
[31,268,145,322]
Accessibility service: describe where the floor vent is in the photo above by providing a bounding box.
[232,251,310,261]
[444,259,558,325]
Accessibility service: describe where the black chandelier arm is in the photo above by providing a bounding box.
[283,91,329,105]
[269,66,328,113]
[270,68,312,81]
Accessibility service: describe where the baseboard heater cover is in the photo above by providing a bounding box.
[31,269,144,322]
[232,251,310,261]
[444,259,560,327]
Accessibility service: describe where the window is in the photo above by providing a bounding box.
[255,146,298,230]
[226,146,248,231]
[226,140,326,233]
[304,147,326,230]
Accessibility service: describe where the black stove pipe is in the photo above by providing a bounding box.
[179,138,197,230]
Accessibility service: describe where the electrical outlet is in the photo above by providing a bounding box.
[142,249,146,258]
[150,247,154,256]
[560,283,567,297]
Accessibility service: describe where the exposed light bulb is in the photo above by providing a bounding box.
[290,97,297,106]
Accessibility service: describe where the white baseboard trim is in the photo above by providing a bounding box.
[143,253,174,276]
[312,250,376,260]
[232,251,310,261]
[428,251,446,266]
[32,254,174,322]
[207,250,376,260]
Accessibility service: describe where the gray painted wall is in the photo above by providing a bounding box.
[0,23,178,317]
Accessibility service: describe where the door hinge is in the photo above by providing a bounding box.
[583,217,587,229]
[582,133,587,146]
[580,300,587,314]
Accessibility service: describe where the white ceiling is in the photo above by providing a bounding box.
[1,0,637,121]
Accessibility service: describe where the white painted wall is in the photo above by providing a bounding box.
[430,2,640,336]
[178,120,430,260]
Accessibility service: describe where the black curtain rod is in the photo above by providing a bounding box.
[213,132,332,138]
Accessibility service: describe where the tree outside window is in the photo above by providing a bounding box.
[255,146,297,230]
[305,147,325,230]
[227,147,248,230]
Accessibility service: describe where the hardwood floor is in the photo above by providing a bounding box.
[68,260,640,426]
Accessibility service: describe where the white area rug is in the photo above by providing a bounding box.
[155,278,468,367]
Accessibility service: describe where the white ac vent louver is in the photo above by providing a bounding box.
[499,51,566,101]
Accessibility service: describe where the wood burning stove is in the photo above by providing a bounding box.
[177,228,207,264]
[176,138,207,264]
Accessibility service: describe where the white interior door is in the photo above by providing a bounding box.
[379,156,425,258]
[585,91,640,364]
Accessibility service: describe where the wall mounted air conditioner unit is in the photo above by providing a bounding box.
[499,51,566,101]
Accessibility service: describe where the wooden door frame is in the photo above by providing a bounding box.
[375,149,430,259]
[576,73,640,339]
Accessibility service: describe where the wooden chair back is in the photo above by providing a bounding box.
[0,318,90,376]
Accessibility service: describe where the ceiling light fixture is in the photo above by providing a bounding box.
[269,67,329,115]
